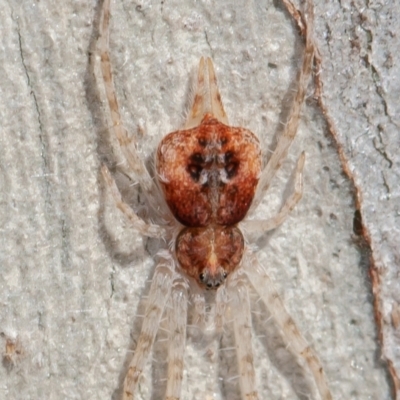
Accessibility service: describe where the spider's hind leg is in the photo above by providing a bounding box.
[241,152,305,237]
[101,165,168,239]
[185,57,228,129]
[99,0,157,199]
[251,0,315,212]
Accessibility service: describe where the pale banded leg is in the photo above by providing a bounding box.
[191,289,206,328]
[99,0,155,196]
[123,263,174,400]
[228,277,259,400]
[252,0,315,211]
[207,57,229,124]
[245,254,332,400]
[165,280,189,400]
[241,152,305,236]
[185,57,228,129]
[184,57,206,129]
[215,285,228,331]
[101,165,168,239]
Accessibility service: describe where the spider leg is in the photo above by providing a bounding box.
[123,261,174,400]
[184,57,228,129]
[207,57,229,124]
[99,0,157,198]
[252,0,314,211]
[241,152,305,236]
[165,280,189,400]
[101,165,168,239]
[191,286,206,328]
[245,254,332,400]
[215,285,228,331]
[184,57,206,129]
[228,275,259,400]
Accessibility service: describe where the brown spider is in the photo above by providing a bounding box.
[98,0,332,399]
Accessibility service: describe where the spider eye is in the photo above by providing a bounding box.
[199,273,205,282]
[223,272,228,279]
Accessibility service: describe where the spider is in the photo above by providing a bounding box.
[98,0,332,399]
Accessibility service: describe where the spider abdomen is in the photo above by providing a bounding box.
[156,114,262,227]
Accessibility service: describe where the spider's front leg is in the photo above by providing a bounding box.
[165,279,189,400]
[244,254,332,400]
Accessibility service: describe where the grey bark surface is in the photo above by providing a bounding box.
[0,0,397,399]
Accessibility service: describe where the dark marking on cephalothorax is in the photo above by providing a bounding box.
[187,164,202,182]
[187,153,206,182]
[190,152,205,164]
[224,151,239,179]
[198,137,208,147]
[220,137,228,146]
